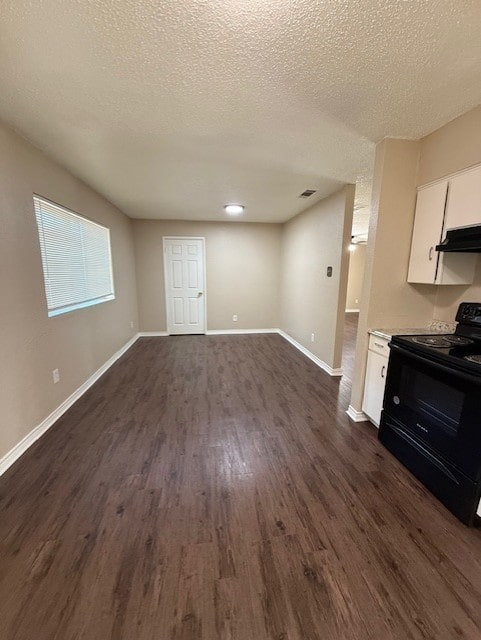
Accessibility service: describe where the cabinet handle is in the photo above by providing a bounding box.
[381,365,386,378]
[374,342,385,349]
[429,246,434,261]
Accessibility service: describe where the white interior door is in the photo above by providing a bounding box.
[163,237,206,335]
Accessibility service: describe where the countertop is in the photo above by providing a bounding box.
[369,321,456,341]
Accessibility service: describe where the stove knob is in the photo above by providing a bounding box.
[393,396,400,405]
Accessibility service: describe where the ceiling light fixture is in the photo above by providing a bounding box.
[224,204,244,215]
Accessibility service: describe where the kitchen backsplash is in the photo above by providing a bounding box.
[429,319,456,333]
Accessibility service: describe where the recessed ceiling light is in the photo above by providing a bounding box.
[224,204,244,215]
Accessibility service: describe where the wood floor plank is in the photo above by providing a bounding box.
[1,326,481,639]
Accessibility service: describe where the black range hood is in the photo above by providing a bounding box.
[436,224,481,253]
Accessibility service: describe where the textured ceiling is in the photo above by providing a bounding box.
[1,1,481,229]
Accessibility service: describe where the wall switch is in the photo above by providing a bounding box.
[311,333,315,342]
[130,320,134,329]
[52,369,60,384]
[233,314,238,322]
[355,298,359,304]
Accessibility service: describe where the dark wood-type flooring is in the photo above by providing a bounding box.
[1,327,481,639]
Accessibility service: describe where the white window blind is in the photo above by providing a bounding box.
[34,196,115,317]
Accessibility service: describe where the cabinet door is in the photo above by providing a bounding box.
[445,165,481,230]
[362,350,388,427]
[407,181,448,284]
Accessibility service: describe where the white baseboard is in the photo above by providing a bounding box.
[206,328,278,335]
[345,309,360,313]
[277,329,343,377]
[205,330,343,381]
[137,331,169,337]
[139,329,276,336]
[346,405,369,422]
[0,333,140,477]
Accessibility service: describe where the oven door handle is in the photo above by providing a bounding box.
[389,343,481,385]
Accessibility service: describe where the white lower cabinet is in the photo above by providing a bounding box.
[362,336,389,427]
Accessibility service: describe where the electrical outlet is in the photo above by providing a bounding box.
[311,333,315,342]
[52,369,60,384]
[130,320,134,329]
[233,314,238,322]
[355,298,359,304]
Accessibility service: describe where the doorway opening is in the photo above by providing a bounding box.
[342,239,367,381]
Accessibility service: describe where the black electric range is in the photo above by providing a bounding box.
[391,331,481,375]
[379,302,481,525]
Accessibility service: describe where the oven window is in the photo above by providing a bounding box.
[400,367,463,437]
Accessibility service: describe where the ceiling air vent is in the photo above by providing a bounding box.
[299,189,317,198]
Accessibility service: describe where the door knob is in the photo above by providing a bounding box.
[197,291,203,297]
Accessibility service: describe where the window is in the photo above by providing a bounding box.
[34,196,115,317]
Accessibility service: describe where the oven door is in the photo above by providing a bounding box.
[382,343,481,480]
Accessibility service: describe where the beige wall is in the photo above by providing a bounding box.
[419,106,481,322]
[350,139,437,411]
[364,139,436,328]
[133,220,282,331]
[346,244,366,311]
[0,123,139,462]
[418,105,481,186]
[280,186,354,370]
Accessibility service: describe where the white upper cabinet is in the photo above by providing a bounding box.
[407,181,448,284]
[408,167,479,286]
[444,165,481,230]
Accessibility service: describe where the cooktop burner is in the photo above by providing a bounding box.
[411,336,452,347]
[444,335,474,346]
[464,354,481,365]
[410,335,474,348]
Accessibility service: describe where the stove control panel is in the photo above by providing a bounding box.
[456,302,481,325]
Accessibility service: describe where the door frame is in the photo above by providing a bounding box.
[162,236,207,335]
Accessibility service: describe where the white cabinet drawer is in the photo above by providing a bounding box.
[368,334,390,357]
